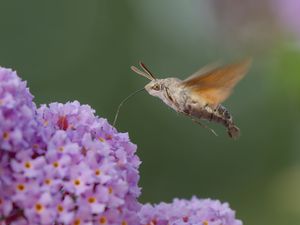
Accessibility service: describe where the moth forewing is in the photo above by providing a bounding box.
[184,61,222,82]
[181,58,252,107]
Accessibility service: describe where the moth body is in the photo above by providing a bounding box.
[183,100,240,138]
[144,78,240,138]
[130,59,251,139]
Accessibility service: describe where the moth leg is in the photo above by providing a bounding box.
[213,105,220,112]
[178,110,218,137]
[192,118,218,137]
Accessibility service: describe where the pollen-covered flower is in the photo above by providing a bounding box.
[139,197,242,225]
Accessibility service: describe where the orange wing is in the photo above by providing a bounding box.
[182,58,252,107]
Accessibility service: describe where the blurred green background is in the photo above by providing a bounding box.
[0,1,300,224]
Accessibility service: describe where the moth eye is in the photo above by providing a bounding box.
[151,84,160,91]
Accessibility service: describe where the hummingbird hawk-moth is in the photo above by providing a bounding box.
[130,59,252,139]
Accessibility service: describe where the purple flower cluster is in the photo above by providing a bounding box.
[0,67,37,152]
[0,66,242,225]
[139,197,242,225]
[0,67,140,224]
[1,101,141,224]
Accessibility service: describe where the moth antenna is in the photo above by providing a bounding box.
[113,88,145,127]
[139,61,156,80]
[130,66,153,80]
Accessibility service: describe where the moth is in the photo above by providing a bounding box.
[130,59,252,139]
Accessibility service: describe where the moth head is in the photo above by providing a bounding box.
[130,61,164,97]
[144,80,164,96]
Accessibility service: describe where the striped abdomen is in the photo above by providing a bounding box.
[214,105,240,138]
[185,104,240,139]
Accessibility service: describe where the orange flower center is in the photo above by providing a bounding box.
[17,184,25,191]
[203,221,209,225]
[74,219,81,225]
[24,162,31,169]
[3,131,9,140]
[99,216,107,224]
[43,120,49,126]
[95,169,101,176]
[35,203,43,212]
[149,219,157,225]
[74,179,81,186]
[57,204,64,212]
[88,197,96,203]
[45,179,52,185]
[53,162,59,168]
